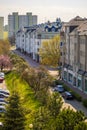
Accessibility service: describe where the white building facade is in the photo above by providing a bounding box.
[16,19,62,62]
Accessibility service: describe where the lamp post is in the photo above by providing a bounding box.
[29,124,33,129]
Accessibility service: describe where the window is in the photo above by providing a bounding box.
[38,34,41,39]
[60,52,62,56]
[68,73,72,83]
[22,39,24,42]
[73,77,76,86]
[37,48,39,52]
[64,71,67,80]
[85,79,87,92]
[37,42,39,45]
[60,42,63,47]
[78,79,82,89]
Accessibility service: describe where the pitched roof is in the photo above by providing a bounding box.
[66,16,87,26]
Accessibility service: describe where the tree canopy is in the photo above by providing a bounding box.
[39,35,60,67]
[3,91,25,130]
[0,40,10,55]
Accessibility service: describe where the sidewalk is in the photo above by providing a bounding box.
[0,81,7,90]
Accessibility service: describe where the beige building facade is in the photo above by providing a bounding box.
[62,16,87,94]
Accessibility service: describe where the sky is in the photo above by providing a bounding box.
[0,0,87,25]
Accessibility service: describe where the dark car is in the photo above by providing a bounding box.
[63,91,74,100]
[0,89,10,97]
[0,92,9,98]
[53,85,64,93]
[0,77,4,83]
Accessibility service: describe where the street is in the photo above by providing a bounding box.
[13,49,87,116]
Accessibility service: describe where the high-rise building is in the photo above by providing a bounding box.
[0,17,4,39]
[8,12,38,38]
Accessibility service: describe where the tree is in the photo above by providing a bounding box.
[54,109,85,130]
[10,53,30,74]
[47,92,63,118]
[0,55,11,71]
[74,121,87,130]
[27,66,53,105]
[3,91,25,130]
[33,107,51,130]
[0,40,10,55]
[39,35,60,67]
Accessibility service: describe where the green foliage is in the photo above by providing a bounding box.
[71,91,82,102]
[23,66,53,105]
[47,93,63,118]
[5,72,41,130]
[54,79,63,85]
[82,99,87,108]
[3,91,25,130]
[33,107,51,130]
[61,83,82,102]
[74,121,87,130]
[9,53,30,73]
[39,35,60,67]
[0,40,10,55]
[55,109,85,130]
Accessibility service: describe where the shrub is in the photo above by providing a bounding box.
[63,84,70,91]
[82,99,87,108]
[72,92,82,102]
[63,83,82,101]
[54,79,63,85]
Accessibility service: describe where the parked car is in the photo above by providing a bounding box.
[53,85,64,93]
[0,92,9,98]
[0,77,4,83]
[0,72,5,78]
[63,91,74,100]
[0,98,8,104]
[0,89,10,94]
[0,101,7,106]
[0,106,6,113]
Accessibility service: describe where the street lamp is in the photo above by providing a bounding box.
[29,123,33,129]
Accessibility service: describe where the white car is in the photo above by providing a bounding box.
[0,98,8,104]
[53,85,64,93]
[0,72,5,78]
[0,105,6,113]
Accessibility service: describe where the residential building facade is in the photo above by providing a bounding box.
[16,18,62,62]
[62,16,87,94]
[8,12,38,38]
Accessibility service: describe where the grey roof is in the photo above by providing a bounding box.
[70,21,87,35]
[66,16,87,26]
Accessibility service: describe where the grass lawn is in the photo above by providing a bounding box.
[5,71,41,129]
